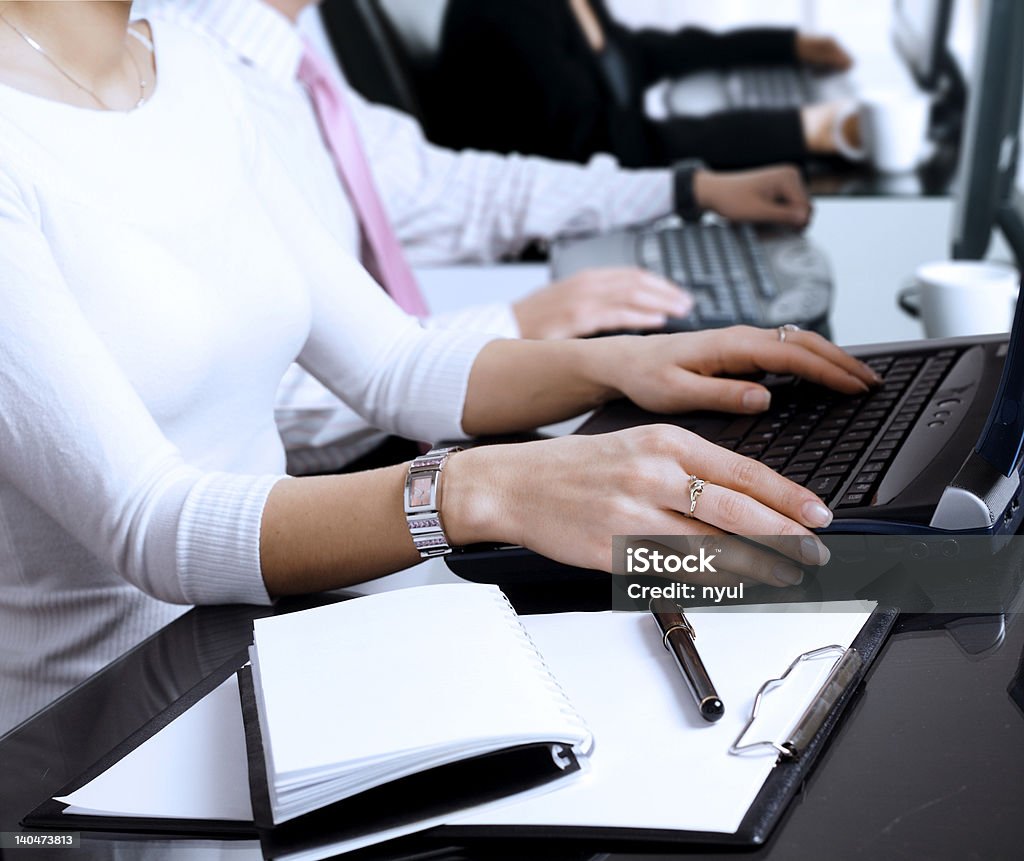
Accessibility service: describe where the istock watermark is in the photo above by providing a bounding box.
[624,545,719,575]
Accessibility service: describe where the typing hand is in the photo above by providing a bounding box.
[693,166,812,228]
[512,267,693,339]
[795,34,854,71]
[594,325,880,417]
[444,428,832,579]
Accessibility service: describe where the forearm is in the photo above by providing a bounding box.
[460,338,621,435]
[260,465,420,597]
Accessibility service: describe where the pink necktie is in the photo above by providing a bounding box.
[298,44,430,317]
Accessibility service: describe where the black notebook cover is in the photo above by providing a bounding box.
[23,649,256,839]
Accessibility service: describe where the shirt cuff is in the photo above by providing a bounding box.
[395,329,502,442]
[175,472,285,606]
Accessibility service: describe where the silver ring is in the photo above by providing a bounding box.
[685,474,706,518]
[777,323,800,343]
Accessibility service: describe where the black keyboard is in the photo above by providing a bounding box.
[709,349,960,508]
[730,66,811,110]
[638,223,777,328]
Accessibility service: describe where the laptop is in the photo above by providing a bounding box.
[447,0,1024,583]
[662,0,954,118]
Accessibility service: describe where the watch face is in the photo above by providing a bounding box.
[409,475,433,508]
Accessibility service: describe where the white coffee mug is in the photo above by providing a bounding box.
[834,90,931,173]
[898,260,1020,339]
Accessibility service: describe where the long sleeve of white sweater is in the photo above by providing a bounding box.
[0,17,495,619]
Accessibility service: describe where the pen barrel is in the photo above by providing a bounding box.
[665,628,724,721]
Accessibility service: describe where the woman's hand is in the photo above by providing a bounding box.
[443,425,834,584]
[512,267,693,339]
[589,325,881,416]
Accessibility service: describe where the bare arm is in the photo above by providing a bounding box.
[260,327,879,597]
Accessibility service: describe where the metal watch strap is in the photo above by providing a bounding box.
[404,446,462,558]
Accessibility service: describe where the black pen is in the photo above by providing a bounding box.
[649,597,725,722]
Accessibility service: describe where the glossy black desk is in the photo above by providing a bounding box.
[804,142,958,199]
[2,570,1023,861]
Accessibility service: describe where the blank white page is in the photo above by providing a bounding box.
[452,601,875,835]
[57,675,252,821]
[251,584,590,784]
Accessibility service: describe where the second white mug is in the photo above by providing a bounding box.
[834,90,932,173]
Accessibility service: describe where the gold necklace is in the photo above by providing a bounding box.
[0,10,150,110]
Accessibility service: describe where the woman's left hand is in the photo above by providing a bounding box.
[591,325,881,416]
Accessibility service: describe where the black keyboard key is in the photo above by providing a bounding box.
[822,451,857,465]
[839,493,866,507]
[850,419,883,432]
[762,456,788,469]
[807,475,842,497]
[805,432,840,447]
[793,447,828,463]
[850,482,874,495]
[816,463,852,477]
[835,440,866,454]
[737,443,767,456]
[764,444,798,459]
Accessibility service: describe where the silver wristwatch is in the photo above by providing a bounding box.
[404,446,462,557]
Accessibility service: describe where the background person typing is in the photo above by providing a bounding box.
[423,0,854,169]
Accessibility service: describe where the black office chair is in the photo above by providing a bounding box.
[319,0,446,129]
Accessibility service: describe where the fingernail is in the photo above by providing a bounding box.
[859,362,883,384]
[801,536,831,566]
[742,388,771,412]
[772,563,804,586]
[675,300,693,316]
[803,500,833,527]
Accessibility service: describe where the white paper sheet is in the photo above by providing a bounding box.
[452,601,875,835]
[59,675,252,821]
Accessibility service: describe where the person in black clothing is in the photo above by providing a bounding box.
[425,0,854,170]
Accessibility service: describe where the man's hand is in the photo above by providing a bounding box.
[693,166,812,228]
[512,267,693,339]
[795,34,853,71]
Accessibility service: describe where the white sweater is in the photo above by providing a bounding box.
[0,18,495,732]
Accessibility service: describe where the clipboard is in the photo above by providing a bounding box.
[24,605,897,852]
[426,604,898,849]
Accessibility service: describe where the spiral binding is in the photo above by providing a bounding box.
[488,587,594,757]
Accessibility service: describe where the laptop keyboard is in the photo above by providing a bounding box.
[710,349,960,508]
[730,66,810,110]
[638,223,775,328]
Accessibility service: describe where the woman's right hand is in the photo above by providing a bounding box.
[443,425,833,587]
